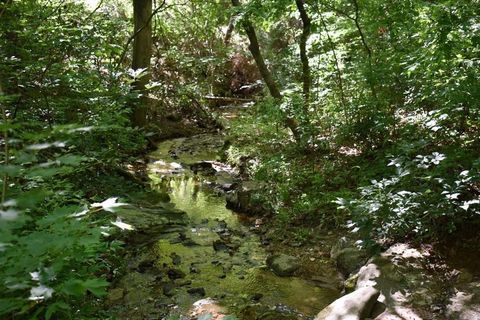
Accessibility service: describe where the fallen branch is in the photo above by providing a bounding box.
[203,96,256,104]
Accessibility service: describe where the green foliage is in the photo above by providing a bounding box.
[227,0,480,243]
[337,148,480,241]
[150,1,233,113]
[0,0,146,318]
[0,0,132,125]
[1,0,479,315]
[0,123,137,318]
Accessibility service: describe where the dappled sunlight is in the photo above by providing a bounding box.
[383,243,426,261]
[1,0,478,317]
[338,146,362,157]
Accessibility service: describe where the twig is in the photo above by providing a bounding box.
[351,0,372,58]
[203,95,255,103]
[351,0,376,98]
[318,0,354,20]
[0,0,12,20]
[84,0,104,22]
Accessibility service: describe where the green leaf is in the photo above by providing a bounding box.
[36,206,79,227]
[62,278,108,298]
[0,298,23,316]
[83,278,109,297]
[13,151,37,164]
[45,301,70,320]
[62,279,86,297]
[56,154,86,166]
[25,167,63,178]
[0,165,22,177]
[16,189,50,209]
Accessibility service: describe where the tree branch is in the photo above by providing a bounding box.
[84,0,105,22]
[0,84,9,203]
[0,0,12,21]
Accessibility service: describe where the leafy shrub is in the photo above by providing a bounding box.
[336,150,480,241]
[0,1,146,317]
[0,131,120,318]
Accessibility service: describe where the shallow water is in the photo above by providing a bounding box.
[145,135,339,318]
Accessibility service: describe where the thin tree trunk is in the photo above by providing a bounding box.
[351,0,376,98]
[230,0,300,140]
[131,0,153,127]
[224,15,237,45]
[319,13,347,115]
[231,0,281,99]
[295,0,311,106]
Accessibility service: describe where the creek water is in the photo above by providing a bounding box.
[135,134,339,319]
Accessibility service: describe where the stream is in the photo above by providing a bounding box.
[109,133,340,319]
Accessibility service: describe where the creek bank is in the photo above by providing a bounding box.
[306,237,480,320]
[223,148,480,320]
[251,210,480,320]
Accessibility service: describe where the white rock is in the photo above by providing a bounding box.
[315,286,380,320]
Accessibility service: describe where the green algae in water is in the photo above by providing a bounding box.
[146,135,340,318]
[160,176,240,226]
[149,135,223,166]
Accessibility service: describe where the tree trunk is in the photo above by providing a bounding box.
[224,15,236,45]
[295,0,311,106]
[131,0,153,127]
[231,0,281,100]
[230,0,300,140]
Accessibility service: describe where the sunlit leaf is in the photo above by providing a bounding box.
[29,285,54,301]
[111,218,134,231]
[91,197,127,213]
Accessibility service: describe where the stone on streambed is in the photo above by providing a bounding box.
[239,305,299,320]
[213,239,229,251]
[116,206,188,232]
[189,161,217,175]
[167,268,186,280]
[314,286,380,320]
[225,180,267,215]
[266,254,300,277]
[162,282,176,297]
[190,298,228,320]
[107,288,125,305]
[335,247,369,277]
[330,237,369,277]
